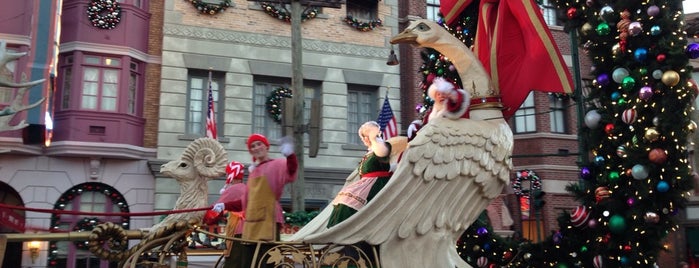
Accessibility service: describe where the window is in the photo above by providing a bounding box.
[549,94,566,133]
[252,77,320,142]
[128,61,141,115]
[514,92,536,133]
[346,0,378,21]
[186,70,223,137]
[539,0,561,26]
[347,85,377,144]
[81,56,121,111]
[60,56,73,110]
[427,0,441,22]
[49,183,129,268]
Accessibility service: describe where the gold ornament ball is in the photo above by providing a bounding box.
[689,120,697,132]
[661,70,680,86]
[645,128,660,142]
[473,245,480,251]
[581,23,593,35]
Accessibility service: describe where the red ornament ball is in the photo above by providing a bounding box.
[648,148,667,164]
[604,123,614,135]
[570,205,590,227]
[656,53,666,62]
[567,7,577,19]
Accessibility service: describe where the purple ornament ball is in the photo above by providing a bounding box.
[687,43,699,59]
[639,86,653,100]
[580,167,592,180]
[596,73,610,86]
[476,227,488,236]
[647,5,660,16]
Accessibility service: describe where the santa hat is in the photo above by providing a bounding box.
[246,133,270,162]
[427,77,456,100]
[225,161,245,184]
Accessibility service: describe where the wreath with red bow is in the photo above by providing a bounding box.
[512,169,542,196]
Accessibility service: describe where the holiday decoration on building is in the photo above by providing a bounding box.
[86,0,122,29]
[343,15,382,31]
[266,86,292,123]
[511,169,542,196]
[260,2,318,22]
[48,183,130,267]
[186,0,231,15]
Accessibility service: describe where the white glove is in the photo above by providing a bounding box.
[407,120,422,139]
[212,203,225,213]
[280,136,295,156]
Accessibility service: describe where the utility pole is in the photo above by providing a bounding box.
[290,0,305,212]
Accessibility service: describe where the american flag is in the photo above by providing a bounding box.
[377,96,397,139]
[205,72,217,139]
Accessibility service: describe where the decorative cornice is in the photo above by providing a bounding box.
[0,137,157,160]
[0,34,32,46]
[163,24,388,59]
[59,41,162,64]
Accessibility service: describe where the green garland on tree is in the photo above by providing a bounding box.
[260,2,318,22]
[266,87,293,123]
[186,0,231,15]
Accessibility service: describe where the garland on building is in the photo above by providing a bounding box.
[266,87,293,123]
[72,217,105,250]
[343,15,382,31]
[511,169,542,196]
[86,0,122,30]
[186,0,231,15]
[260,2,318,23]
[48,183,130,267]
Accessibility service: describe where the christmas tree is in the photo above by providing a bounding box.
[421,0,697,267]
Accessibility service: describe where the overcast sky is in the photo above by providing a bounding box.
[686,1,699,14]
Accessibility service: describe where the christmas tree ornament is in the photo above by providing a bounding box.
[689,120,697,132]
[631,164,649,180]
[644,212,660,223]
[628,22,643,36]
[588,219,598,228]
[596,73,610,86]
[612,68,629,83]
[647,5,660,16]
[608,171,620,183]
[656,53,666,62]
[661,70,680,86]
[616,145,627,158]
[633,48,648,62]
[594,155,605,166]
[621,109,636,124]
[567,7,577,19]
[648,148,667,164]
[626,197,635,206]
[585,110,602,129]
[621,76,635,91]
[639,86,653,100]
[687,43,699,59]
[599,6,615,22]
[656,181,670,192]
[593,255,603,268]
[595,186,612,203]
[604,123,614,135]
[650,25,662,36]
[644,128,660,142]
[581,166,592,180]
[596,23,611,36]
[570,205,590,227]
[477,256,488,268]
[608,215,626,234]
[610,91,621,101]
[652,69,663,80]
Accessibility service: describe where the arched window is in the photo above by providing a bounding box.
[48,183,129,268]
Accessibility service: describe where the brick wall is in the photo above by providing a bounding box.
[174,0,390,47]
[143,1,164,148]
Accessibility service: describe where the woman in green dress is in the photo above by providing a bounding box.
[327,121,393,228]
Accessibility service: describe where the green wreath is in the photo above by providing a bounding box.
[266,87,293,123]
[87,0,122,30]
[186,0,231,15]
[72,217,105,250]
[512,169,542,196]
[344,15,383,31]
[260,2,318,22]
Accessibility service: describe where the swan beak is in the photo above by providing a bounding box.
[390,31,418,45]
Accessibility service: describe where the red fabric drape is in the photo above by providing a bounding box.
[441,0,574,119]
